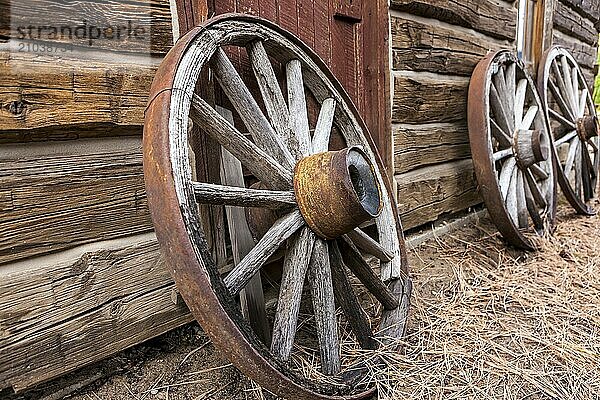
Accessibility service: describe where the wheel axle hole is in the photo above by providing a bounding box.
[347,149,381,217]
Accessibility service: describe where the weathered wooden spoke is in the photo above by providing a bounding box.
[287,59,312,157]
[144,15,410,399]
[271,227,316,362]
[190,95,293,189]
[469,50,556,249]
[224,210,305,295]
[538,46,599,215]
[248,40,302,161]
[329,241,377,350]
[308,239,341,375]
[346,228,394,262]
[193,182,296,210]
[210,48,296,169]
[312,98,337,154]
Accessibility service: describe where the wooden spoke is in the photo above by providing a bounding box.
[514,79,528,128]
[210,48,295,169]
[552,60,576,116]
[287,59,312,157]
[248,41,302,161]
[589,138,599,153]
[191,95,293,189]
[549,108,577,129]
[493,68,512,122]
[516,170,528,229]
[581,146,594,201]
[329,241,377,350]
[491,119,513,148]
[338,237,399,310]
[582,144,597,179]
[578,88,588,118]
[312,98,337,154]
[346,228,394,262]
[505,62,516,113]
[530,164,549,181]
[224,210,305,295]
[499,157,517,200]
[555,130,578,147]
[574,145,583,198]
[571,67,580,116]
[193,182,296,210]
[221,148,271,345]
[308,239,341,375]
[271,227,316,362]
[490,83,513,134]
[493,148,513,162]
[506,168,519,225]
[548,79,575,121]
[520,105,538,131]
[560,56,577,112]
[523,181,544,230]
[524,169,547,209]
[564,139,580,175]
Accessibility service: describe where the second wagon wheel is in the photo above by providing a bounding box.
[468,50,557,250]
[144,14,411,400]
[538,46,600,215]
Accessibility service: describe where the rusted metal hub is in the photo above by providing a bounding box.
[294,146,382,240]
[577,115,599,141]
[514,129,550,168]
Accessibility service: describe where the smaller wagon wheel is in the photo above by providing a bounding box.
[538,46,600,215]
[468,50,557,250]
[144,14,411,400]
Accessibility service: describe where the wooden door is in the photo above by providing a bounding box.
[172,0,392,170]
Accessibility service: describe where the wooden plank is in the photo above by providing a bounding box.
[392,73,469,124]
[552,30,598,71]
[0,52,158,132]
[390,0,518,41]
[0,234,193,392]
[0,137,154,265]
[391,16,508,76]
[557,0,600,24]
[395,159,481,230]
[553,0,598,45]
[3,0,173,54]
[393,122,471,174]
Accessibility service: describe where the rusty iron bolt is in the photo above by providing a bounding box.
[293,146,382,240]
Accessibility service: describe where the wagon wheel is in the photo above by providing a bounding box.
[468,50,557,250]
[144,14,410,400]
[537,46,600,215]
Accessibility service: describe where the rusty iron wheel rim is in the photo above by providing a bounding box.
[537,46,600,216]
[468,50,557,250]
[143,14,410,399]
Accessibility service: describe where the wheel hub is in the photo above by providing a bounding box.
[514,129,550,168]
[577,115,599,141]
[293,146,382,240]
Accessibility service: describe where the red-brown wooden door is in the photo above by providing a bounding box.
[172,0,392,169]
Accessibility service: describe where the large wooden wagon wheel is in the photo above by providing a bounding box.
[537,46,600,215]
[468,50,557,250]
[144,14,411,400]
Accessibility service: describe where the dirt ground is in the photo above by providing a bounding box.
[6,197,600,400]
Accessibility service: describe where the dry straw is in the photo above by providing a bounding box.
[290,199,600,400]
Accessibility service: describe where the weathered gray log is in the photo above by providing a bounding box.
[287,59,313,157]
[329,241,377,350]
[220,147,272,345]
[308,239,341,375]
[248,40,302,161]
[553,0,598,46]
[190,94,293,190]
[193,182,296,210]
[338,238,399,311]
[312,98,337,153]
[346,228,394,262]
[210,48,295,169]
[224,210,305,295]
[271,227,316,361]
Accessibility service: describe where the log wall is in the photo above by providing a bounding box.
[552,0,600,88]
[389,1,518,229]
[0,0,192,393]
